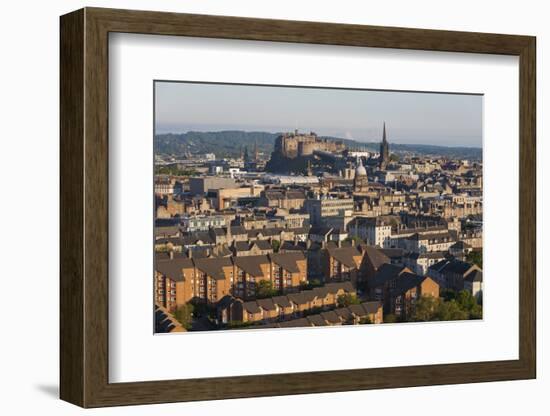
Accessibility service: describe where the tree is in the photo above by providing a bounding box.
[435,300,469,321]
[271,240,281,253]
[410,295,440,321]
[455,290,483,319]
[469,303,483,320]
[300,279,322,290]
[466,250,483,268]
[456,290,476,311]
[440,288,457,302]
[255,280,278,299]
[359,316,372,324]
[174,303,195,330]
[337,293,361,308]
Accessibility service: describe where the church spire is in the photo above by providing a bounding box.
[379,122,389,170]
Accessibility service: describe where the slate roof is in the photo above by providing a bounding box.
[362,245,391,269]
[242,301,261,314]
[211,227,227,237]
[408,232,454,242]
[334,307,353,321]
[465,269,483,283]
[272,295,292,308]
[287,292,311,306]
[406,251,446,260]
[155,237,183,245]
[154,305,184,333]
[269,251,305,273]
[155,251,187,261]
[370,263,409,288]
[278,318,311,328]
[324,281,355,293]
[326,246,361,269]
[441,259,476,275]
[450,241,472,249]
[307,314,328,326]
[361,301,382,314]
[288,226,310,235]
[348,304,369,318]
[230,226,247,235]
[254,240,273,250]
[193,257,233,280]
[155,257,194,281]
[279,241,307,252]
[391,274,429,295]
[233,255,269,277]
[234,241,251,252]
[320,310,341,324]
[257,298,277,311]
[155,225,180,237]
[181,232,214,245]
[428,259,450,273]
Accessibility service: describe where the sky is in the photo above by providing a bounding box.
[155,81,483,148]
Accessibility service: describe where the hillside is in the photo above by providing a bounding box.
[154,130,482,160]
[154,131,277,159]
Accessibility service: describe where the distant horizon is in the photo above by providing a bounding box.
[154,128,483,150]
[155,81,483,148]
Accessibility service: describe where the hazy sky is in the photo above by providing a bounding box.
[155,81,482,148]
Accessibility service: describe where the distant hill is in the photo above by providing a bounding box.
[155,130,482,160]
[155,131,277,159]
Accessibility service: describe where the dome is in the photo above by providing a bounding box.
[355,158,367,177]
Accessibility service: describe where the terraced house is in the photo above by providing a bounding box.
[216,281,356,324]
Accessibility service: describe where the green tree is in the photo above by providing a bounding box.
[337,293,361,308]
[435,300,469,321]
[469,303,483,320]
[466,251,483,268]
[300,279,322,290]
[174,303,195,330]
[255,280,278,299]
[456,290,476,311]
[410,295,440,321]
[455,290,483,319]
[440,288,457,302]
[359,316,372,324]
[271,240,281,253]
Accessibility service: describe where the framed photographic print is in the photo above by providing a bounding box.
[60,7,536,408]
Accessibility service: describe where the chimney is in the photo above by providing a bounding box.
[306,239,312,249]
[187,248,192,259]
[169,250,174,260]
[337,240,342,248]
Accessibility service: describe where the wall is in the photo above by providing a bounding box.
[0,0,547,414]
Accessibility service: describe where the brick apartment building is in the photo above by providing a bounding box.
[155,252,307,311]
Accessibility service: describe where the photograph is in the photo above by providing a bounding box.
[153,82,484,333]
